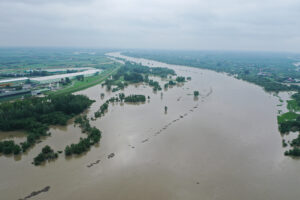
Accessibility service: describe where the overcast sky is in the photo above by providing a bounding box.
[0,0,299,52]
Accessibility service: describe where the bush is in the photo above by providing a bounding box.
[33,145,58,165]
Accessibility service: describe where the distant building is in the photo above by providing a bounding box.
[0,89,31,98]
[0,77,29,86]
[30,69,101,84]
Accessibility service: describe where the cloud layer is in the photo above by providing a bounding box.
[0,0,300,52]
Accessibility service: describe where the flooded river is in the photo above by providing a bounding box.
[1,52,300,200]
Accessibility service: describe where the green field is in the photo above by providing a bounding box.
[0,48,113,74]
[47,64,121,95]
[277,111,298,124]
[287,99,300,112]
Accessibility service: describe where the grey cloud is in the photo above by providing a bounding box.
[0,0,300,52]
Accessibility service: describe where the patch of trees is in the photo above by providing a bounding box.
[65,116,101,156]
[238,74,292,92]
[150,67,176,78]
[124,72,144,83]
[284,147,300,157]
[282,139,288,147]
[0,140,21,155]
[124,95,146,103]
[104,80,126,93]
[61,77,72,86]
[277,92,300,157]
[33,145,58,166]
[148,80,162,91]
[102,62,175,93]
[291,134,300,147]
[94,102,109,118]
[278,94,300,134]
[119,62,175,78]
[94,93,146,119]
[119,93,125,101]
[76,75,84,81]
[29,70,49,77]
[281,133,300,157]
[278,119,300,133]
[168,80,176,86]
[176,76,186,82]
[66,69,78,74]
[110,61,175,83]
[0,94,94,155]
[0,70,50,78]
[291,93,300,106]
[112,87,119,92]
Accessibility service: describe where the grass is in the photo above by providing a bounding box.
[287,100,300,112]
[277,111,299,124]
[47,64,121,96]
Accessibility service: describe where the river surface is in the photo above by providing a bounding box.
[1,52,300,200]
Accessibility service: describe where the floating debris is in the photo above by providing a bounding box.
[141,139,149,143]
[19,186,50,200]
[107,153,115,159]
[87,160,101,168]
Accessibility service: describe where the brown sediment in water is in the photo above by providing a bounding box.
[1,53,298,200]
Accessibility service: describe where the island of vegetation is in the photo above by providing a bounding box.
[65,115,101,156]
[124,95,146,103]
[277,93,300,156]
[101,61,178,92]
[33,145,58,166]
[94,93,146,120]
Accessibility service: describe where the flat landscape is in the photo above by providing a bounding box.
[0,50,300,199]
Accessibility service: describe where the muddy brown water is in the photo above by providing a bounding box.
[0,52,299,200]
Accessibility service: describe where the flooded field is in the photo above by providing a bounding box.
[1,53,300,200]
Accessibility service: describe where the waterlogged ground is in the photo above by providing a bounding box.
[0,53,300,200]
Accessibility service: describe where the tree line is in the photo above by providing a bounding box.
[0,94,94,156]
[65,115,101,156]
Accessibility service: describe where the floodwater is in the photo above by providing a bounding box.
[1,52,300,200]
